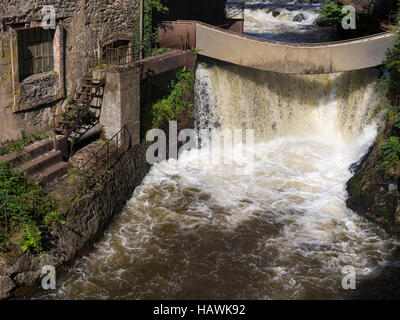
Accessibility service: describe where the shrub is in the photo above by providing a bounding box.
[1,131,53,155]
[134,0,168,59]
[151,68,194,127]
[382,29,400,104]
[0,162,58,253]
[380,136,400,168]
[317,1,346,28]
[18,224,42,253]
[44,210,65,228]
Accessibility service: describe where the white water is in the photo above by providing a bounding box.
[231,1,338,42]
[30,62,399,300]
[29,2,400,300]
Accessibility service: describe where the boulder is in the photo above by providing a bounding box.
[0,276,16,299]
[272,10,280,17]
[293,13,307,23]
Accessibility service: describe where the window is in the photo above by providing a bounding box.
[103,40,131,64]
[18,28,55,80]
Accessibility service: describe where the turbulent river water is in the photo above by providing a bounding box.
[30,2,400,299]
[228,0,338,42]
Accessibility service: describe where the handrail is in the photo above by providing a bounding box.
[49,125,132,192]
[54,76,105,142]
[0,126,132,227]
[225,1,246,19]
[103,41,162,66]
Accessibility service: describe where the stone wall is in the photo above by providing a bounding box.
[0,140,151,299]
[0,0,140,146]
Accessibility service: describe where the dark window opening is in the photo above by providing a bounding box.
[18,28,55,80]
[103,40,131,65]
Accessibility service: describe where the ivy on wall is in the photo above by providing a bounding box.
[133,0,168,59]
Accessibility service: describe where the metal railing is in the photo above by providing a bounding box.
[54,107,94,140]
[0,126,132,235]
[103,41,165,66]
[49,125,132,193]
[225,1,246,20]
[54,77,105,141]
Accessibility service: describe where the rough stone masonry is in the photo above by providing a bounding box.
[0,0,139,146]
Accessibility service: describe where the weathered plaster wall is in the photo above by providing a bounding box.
[101,68,141,146]
[0,0,140,146]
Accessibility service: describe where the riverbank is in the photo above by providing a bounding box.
[347,119,400,237]
[0,140,151,299]
[0,61,195,299]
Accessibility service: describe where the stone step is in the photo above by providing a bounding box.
[0,138,55,167]
[20,150,63,177]
[31,161,69,185]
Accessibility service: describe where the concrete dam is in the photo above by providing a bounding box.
[160,21,394,74]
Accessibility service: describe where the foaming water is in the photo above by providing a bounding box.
[29,62,399,300]
[237,1,338,42]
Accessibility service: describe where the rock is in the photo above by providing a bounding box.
[272,10,280,17]
[395,202,400,225]
[293,13,307,23]
[6,254,32,275]
[346,127,400,236]
[316,18,332,27]
[0,276,16,299]
[14,271,38,287]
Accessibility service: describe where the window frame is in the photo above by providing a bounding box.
[17,28,55,80]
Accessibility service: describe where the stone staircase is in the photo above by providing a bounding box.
[0,138,69,186]
[0,71,106,186]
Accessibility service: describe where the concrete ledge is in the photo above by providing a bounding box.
[195,22,395,74]
[159,20,395,74]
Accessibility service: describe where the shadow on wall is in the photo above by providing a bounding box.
[154,0,227,25]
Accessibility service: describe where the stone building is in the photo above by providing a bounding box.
[0,0,140,147]
[0,0,230,147]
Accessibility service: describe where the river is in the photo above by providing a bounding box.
[28,1,400,300]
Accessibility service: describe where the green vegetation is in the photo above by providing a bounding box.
[374,7,400,172]
[0,162,61,254]
[140,70,180,137]
[151,68,194,127]
[0,131,53,156]
[378,137,400,170]
[317,1,347,28]
[317,0,381,37]
[134,0,168,59]
[95,59,106,70]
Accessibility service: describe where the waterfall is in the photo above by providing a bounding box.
[30,61,398,300]
[195,62,381,143]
